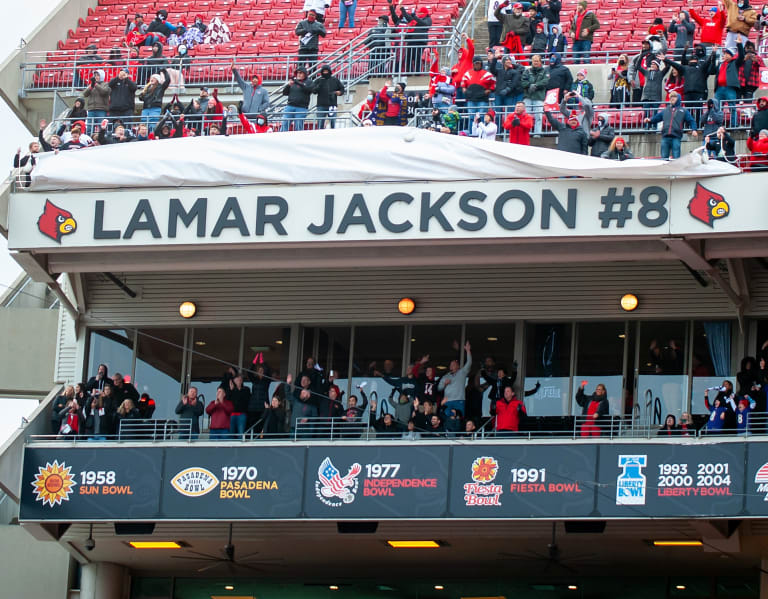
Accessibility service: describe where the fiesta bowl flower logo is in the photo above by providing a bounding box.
[471,457,499,483]
[31,461,77,507]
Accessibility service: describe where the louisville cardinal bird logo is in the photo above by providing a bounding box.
[37,200,76,243]
[687,183,729,227]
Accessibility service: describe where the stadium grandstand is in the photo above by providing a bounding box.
[4,0,768,598]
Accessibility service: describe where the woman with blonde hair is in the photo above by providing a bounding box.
[608,54,631,105]
[138,67,170,129]
[601,136,634,161]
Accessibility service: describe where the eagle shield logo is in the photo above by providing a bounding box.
[37,200,76,243]
[687,183,729,227]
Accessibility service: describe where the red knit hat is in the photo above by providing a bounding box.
[615,136,626,144]
[486,109,496,119]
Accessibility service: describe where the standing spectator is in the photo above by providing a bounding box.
[705,126,736,161]
[751,96,768,138]
[739,42,764,99]
[547,25,567,55]
[108,68,137,124]
[669,11,696,57]
[296,10,327,70]
[262,394,287,437]
[138,68,170,129]
[608,54,631,105]
[288,374,320,433]
[545,110,589,154]
[638,57,670,121]
[51,386,74,435]
[314,64,345,129]
[83,69,110,135]
[723,0,757,51]
[530,22,549,54]
[431,66,457,110]
[495,1,531,46]
[575,381,609,437]
[59,126,91,150]
[527,6,543,45]
[601,136,634,160]
[521,54,549,135]
[146,9,176,45]
[689,1,727,55]
[649,17,668,39]
[663,46,715,121]
[12,142,38,188]
[487,0,504,47]
[504,102,533,146]
[472,109,498,139]
[495,386,527,434]
[657,414,682,436]
[366,15,390,75]
[231,62,270,118]
[138,42,168,86]
[461,57,496,122]
[701,98,725,140]
[588,112,615,157]
[546,52,572,103]
[226,372,251,438]
[175,387,205,439]
[441,105,461,133]
[398,4,432,72]
[664,65,685,102]
[97,119,133,144]
[339,0,358,29]
[628,40,654,104]
[206,387,234,440]
[247,365,271,431]
[714,44,745,126]
[358,89,377,121]
[560,91,593,135]
[57,397,84,439]
[303,0,331,23]
[281,67,315,132]
[704,384,733,432]
[644,90,699,159]
[571,69,594,100]
[538,0,562,35]
[111,373,139,404]
[492,54,523,113]
[83,393,108,440]
[747,128,768,171]
[437,341,472,416]
[137,393,155,419]
[570,0,600,64]
[373,80,409,126]
[116,399,141,434]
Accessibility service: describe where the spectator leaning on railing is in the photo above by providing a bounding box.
[83,69,110,135]
[108,68,138,123]
[503,101,533,145]
[645,90,698,160]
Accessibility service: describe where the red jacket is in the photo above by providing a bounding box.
[690,8,726,45]
[206,398,234,429]
[503,111,533,145]
[495,396,526,431]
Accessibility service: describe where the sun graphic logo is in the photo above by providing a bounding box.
[31,461,77,507]
[471,457,499,483]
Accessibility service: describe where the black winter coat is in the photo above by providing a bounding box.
[282,79,315,108]
[546,112,588,154]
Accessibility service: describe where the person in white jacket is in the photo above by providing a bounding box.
[472,109,498,139]
[303,0,332,22]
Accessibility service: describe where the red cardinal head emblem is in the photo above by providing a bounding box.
[37,200,76,243]
[687,183,729,227]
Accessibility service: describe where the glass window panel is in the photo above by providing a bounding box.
[134,328,185,422]
[352,326,404,378]
[409,324,463,376]
[86,329,134,383]
[639,321,687,375]
[576,322,625,376]
[525,323,571,378]
[188,327,241,425]
[465,323,516,417]
[313,327,351,397]
[691,321,736,416]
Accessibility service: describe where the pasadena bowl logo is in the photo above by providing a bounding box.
[687,183,729,228]
[31,460,77,507]
[315,457,361,507]
[463,456,503,506]
[37,200,77,243]
[170,467,220,497]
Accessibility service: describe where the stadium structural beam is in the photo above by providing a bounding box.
[9,251,79,321]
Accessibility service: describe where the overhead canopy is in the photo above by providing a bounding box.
[27,127,739,192]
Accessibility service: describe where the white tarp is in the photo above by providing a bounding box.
[28,126,740,192]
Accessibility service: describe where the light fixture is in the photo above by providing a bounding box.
[436,365,447,370]
[676,585,686,590]
[618,333,626,339]
[129,541,182,549]
[397,297,415,315]
[433,585,445,590]
[620,293,639,311]
[194,340,206,346]
[487,337,498,341]
[329,585,339,591]
[411,338,416,342]
[179,301,197,318]
[224,585,235,591]
[275,339,283,345]
[568,585,579,591]
[387,540,441,548]
[652,540,702,547]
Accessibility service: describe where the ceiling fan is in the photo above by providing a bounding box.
[498,522,596,574]
[171,523,284,573]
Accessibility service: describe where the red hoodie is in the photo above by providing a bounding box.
[495,395,527,431]
[451,37,475,87]
[747,135,768,167]
[690,8,726,44]
[238,112,272,133]
[503,111,533,145]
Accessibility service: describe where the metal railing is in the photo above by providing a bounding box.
[26,419,193,443]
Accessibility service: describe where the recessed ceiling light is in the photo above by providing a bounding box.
[224,585,234,591]
[487,337,498,341]
[436,365,447,370]
[676,585,686,590]
[194,340,206,346]
[434,585,445,590]
[329,585,339,590]
[275,339,283,345]
[652,540,702,547]
[618,334,626,339]
[129,541,181,549]
[387,540,441,548]
[411,338,416,342]
[568,585,579,590]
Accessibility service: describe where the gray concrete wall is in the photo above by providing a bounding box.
[0,524,70,599]
[0,307,58,396]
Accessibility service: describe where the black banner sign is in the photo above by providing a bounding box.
[17,441,768,521]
